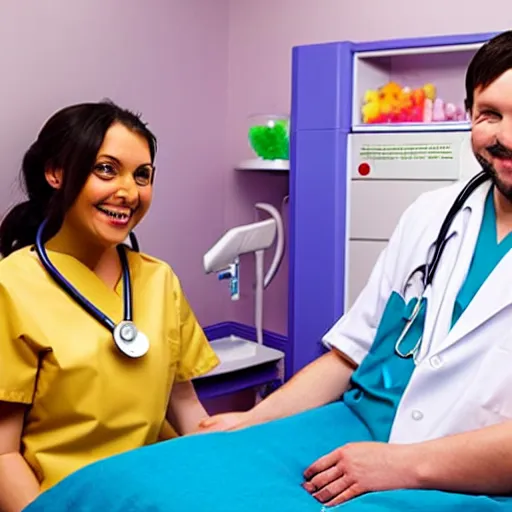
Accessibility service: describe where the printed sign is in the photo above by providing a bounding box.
[359,143,454,162]
[349,132,470,180]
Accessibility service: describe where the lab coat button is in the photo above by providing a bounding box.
[430,355,442,369]
[411,410,423,421]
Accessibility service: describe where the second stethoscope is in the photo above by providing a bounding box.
[394,170,490,359]
[35,219,149,358]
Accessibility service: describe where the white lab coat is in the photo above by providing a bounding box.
[323,177,512,444]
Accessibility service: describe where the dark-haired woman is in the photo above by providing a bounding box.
[0,101,218,511]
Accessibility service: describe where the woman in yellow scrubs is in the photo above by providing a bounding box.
[0,101,219,511]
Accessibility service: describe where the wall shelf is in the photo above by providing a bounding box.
[196,336,284,378]
[235,158,289,172]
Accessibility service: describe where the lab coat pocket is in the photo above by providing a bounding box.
[473,345,512,422]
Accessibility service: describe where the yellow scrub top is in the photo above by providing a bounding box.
[0,245,219,491]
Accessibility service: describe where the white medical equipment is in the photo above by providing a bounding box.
[204,202,285,345]
[201,202,286,377]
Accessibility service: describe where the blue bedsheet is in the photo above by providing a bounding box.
[25,402,512,511]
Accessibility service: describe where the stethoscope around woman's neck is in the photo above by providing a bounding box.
[34,219,149,358]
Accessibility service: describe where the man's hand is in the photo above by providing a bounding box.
[302,442,419,507]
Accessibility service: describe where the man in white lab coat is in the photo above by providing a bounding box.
[198,30,512,507]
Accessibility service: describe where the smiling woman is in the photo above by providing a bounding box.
[0,100,219,512]
[47,121,156,260]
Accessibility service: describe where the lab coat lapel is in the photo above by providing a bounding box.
[447,200,512,346]
[432,181,492,353]
[418,181,491,359]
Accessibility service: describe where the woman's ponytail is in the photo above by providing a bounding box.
[0,142,54,258]
[0,200,45,257]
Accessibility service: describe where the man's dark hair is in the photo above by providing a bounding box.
[465,31,512,111]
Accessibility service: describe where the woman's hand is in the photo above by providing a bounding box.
[194,411,254,433]
[302,441,419,507]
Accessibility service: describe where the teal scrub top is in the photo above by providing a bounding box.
[344,186,512,442]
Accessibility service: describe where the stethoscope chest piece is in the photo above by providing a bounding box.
[113,320,149,358]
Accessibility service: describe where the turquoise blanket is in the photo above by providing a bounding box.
[25,403,512,511]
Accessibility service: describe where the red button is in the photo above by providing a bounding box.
[358,163,370,176]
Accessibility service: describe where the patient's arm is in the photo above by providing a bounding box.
[251,348,356,423]
[198,348,356,432]
[411,421,512,495]
[166,380,209,435]
[0,401,40,512]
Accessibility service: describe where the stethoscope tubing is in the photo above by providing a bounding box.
[423,170,489,288]
[34,219,138,332]
[396,170,490,360]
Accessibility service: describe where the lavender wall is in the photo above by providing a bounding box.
[0,0,230,326]
[224,0,512,336]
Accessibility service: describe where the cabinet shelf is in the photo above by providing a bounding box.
[352,120,471,133]
[352,42,482,132]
